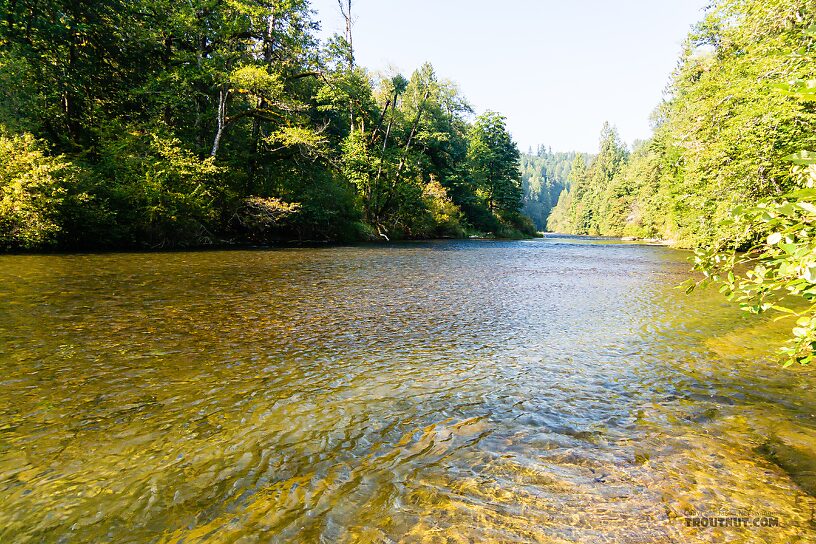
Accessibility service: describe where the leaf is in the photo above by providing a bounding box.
[679,279,696,294]
[786,151,816,165]
[767,232,782,245]
[780,242,798,254]
[776,202,796,217]
[798,202,816,214]
[788,188,816,199]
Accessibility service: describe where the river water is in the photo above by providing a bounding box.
[1,236,815,543]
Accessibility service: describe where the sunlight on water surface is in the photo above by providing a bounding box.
[1,236,814,543]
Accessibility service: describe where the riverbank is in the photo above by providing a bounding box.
[542,232,679,247]
[0,229,540,256]
[621,236,678,246]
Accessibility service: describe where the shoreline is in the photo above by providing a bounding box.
[620,236,678,246]
[541,232,679,247]
[0,233,540,257]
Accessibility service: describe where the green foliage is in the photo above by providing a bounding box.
[520,147,578,231]
[688,162,816,366]
[423,179,465,238]
[0,132,79,248]
[0,0,534,249]
[687,57,816,366]
[546,187,573,233]
[93,131,223,247]
[230,196,303,243]
[467,112,523,216]
[546,0,816,248]
[499,212,538,239]
[547,126,628,235]
[672,0,816,367]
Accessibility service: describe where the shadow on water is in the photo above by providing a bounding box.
[758,439,816,498]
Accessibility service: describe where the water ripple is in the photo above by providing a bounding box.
[0,237,814,542]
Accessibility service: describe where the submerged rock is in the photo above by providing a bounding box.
[758,438,816,497]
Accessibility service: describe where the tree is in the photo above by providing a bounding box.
[519,148,576,230]
[0,132,80,248]
[0,0,536,248]
[467,112,522,215]
[686,15,816,367]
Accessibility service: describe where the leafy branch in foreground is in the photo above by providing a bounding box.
[685,158,816,366]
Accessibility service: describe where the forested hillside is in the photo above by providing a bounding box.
[0,1,534,250]
[547,0,816,249]
[519,147,578,231]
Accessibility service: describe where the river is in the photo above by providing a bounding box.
[1,236,814,543]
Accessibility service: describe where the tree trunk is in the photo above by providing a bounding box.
[337,0,353,69]
[395,88,431,176]
[211,87,229,157]
[374,88,431,222]
[337,0,354,131]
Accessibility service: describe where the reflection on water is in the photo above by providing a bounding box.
[0,235,814,543]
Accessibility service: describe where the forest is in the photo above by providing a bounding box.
[546,0,816,249]
[0,0,535,250]
[519,147,577,231]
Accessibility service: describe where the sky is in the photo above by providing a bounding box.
[309,0,710,154]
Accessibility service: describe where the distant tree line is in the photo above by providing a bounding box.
[0,0,534,250]
[519,147,579,231]
[546,0,816,249]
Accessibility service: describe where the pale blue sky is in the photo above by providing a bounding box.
[310,0,710,153]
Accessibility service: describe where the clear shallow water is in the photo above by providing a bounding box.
[0,235,815,543]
